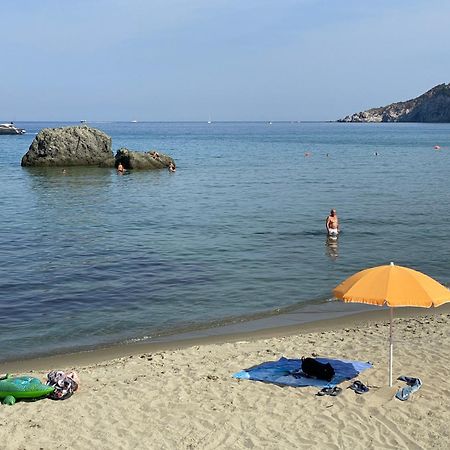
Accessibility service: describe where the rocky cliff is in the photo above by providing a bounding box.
[338,83,450,123]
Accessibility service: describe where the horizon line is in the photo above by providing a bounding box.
[5,120,336,124]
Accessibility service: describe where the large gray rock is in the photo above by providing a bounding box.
[21,125,114,167]
[115,148,175,170]
[338,83,450,123]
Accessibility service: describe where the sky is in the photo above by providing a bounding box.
[1,0,449,121]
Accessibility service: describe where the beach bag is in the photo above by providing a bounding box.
[46,370,79,400]
[301,358,335,381]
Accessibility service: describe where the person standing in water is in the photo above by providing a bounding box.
[326,209,339,237]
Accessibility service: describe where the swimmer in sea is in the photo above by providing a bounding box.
[326,209,339,237]
[117,162,125,173]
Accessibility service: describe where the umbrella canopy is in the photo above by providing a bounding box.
[333,264,450,307]
[333,263,450,386]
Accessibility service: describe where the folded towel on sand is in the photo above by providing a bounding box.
[233,357,372,388]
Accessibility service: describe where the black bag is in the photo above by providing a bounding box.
[301,357,335,381]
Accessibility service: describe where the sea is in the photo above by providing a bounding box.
[1,121,449,362]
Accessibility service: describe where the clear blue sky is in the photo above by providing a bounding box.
[2,0,449,121]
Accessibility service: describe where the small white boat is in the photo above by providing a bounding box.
[0,122,26,135]
[80,119,87,123]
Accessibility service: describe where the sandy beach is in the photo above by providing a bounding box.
[1,305,449,450]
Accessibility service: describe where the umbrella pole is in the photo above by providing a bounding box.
[389,307,394,387]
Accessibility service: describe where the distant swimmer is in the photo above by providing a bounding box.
[117,162,125,173]
[434,145,441,150]
[326,209,339,238]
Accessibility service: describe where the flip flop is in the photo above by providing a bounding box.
[349,380,369,394]
[349,380,366,393]
[329,386,342,396]
[316,387,333,396]
[317,386,342,397]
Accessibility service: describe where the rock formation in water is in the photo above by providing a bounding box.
[114,148,175,170]
[338,83,450,123]
[21,125,114,167]
[21,125,176,170]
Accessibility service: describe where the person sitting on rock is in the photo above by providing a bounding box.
[149,151,160,160]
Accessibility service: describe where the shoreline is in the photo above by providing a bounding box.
[2,301,449,373]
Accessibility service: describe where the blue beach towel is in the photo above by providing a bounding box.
[233,357,372,389]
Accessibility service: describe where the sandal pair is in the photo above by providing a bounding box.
[349,380,369,394]
[317,386,342,397]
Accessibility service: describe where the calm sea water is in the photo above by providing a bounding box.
[1,121,449,361]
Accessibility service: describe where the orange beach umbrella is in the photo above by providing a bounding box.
[333,262,450,386]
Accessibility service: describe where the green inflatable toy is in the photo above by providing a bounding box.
[2,395,15,405]
[0,375,54,404]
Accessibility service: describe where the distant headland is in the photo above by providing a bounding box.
[338,83,450,123]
